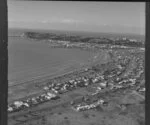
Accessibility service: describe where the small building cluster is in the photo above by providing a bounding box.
[44,74,105,94]
[72,99,105,112]
[8,92,59,113]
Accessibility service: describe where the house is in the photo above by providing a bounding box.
[14,101,24,108]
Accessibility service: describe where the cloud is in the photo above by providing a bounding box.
[61,19,77,23]
[8,19,15,22]
[40,18,84,24]
[61,19,85,25]
[41,20,49,23]
[9,18,84,25]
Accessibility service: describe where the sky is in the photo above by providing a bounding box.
[8,1,145,35]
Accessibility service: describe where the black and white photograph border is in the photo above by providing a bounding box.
[0,1,149,125]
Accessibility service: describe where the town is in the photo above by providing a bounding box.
[8,38,145,114]
[22,32,144,49]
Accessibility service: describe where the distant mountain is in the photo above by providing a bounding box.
[8,28,145,41]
